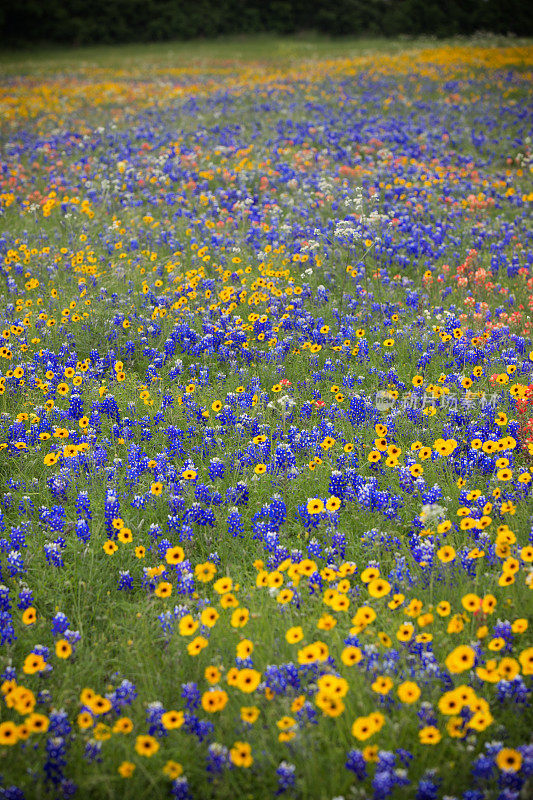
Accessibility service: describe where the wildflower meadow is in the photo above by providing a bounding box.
[0,37,532,800]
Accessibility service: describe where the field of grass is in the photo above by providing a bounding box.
[0,35,532,800]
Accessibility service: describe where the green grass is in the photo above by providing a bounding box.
[1,32,530,74]
[0,35,430,70]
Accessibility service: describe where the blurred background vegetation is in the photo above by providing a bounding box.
[2,0,531,48]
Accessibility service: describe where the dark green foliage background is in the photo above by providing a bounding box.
[2,0,532,47]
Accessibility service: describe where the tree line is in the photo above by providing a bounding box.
[2,0,531,48]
